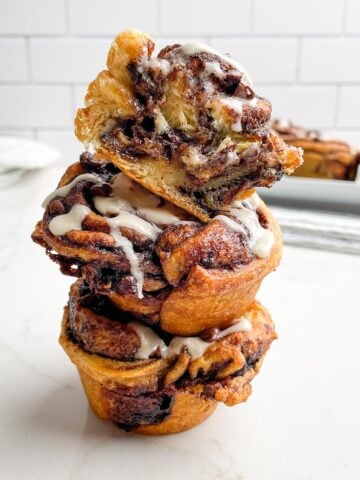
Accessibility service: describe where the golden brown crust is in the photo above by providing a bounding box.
[159,201,282,335]
[75,29,154,145]
[132,391,216,435]
[60,300,276,434]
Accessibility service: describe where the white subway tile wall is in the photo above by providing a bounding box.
[0,0,359,162]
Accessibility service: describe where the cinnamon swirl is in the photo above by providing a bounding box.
[32,152,282,335]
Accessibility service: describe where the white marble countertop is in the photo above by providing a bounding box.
[1,167,359,480]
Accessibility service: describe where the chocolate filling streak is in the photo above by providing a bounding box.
[109,388,175,431]
[179,165,283,212]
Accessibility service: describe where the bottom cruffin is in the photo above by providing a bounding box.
[60,298,275,435]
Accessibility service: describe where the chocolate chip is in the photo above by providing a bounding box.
[221,74,240,95]
[149,345,162,359]
[79,283,91,297]
[199,327,219,342]
[141,116,155,132]
[79,151,102,170]
[89,183,113,197]
[234,82,255,99]
[48,199,65,216]
[80,293,104,309]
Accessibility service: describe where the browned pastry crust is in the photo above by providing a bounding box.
[32,155,282,335]
[60,298,276,434]
[272,119,360,180]
[75,29,302,221]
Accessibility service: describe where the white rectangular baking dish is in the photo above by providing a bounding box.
[259,171,360,215]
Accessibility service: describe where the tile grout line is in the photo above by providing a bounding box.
[295,37,302,85]
[334,85,341,127]
[24,35,32,84]
[341,0,349,34]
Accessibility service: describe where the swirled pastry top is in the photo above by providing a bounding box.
[75,29,302,221]
[32,152,281,334]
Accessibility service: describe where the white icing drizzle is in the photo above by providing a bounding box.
[204,61,226,78]
[212,214,248,235]
[127,316,252,360]
[178,42,253,87]
[252,228,274,258]
[219,96,246,115]
[213,192,274,259]
[48,204,91,236]
[109,228,145,298]
[128,321,167,359]
[93,172,180,241]
[136,206,181,226]
[149,58,171,75]
[230,207,274,259]
[93,195,133,217]
[225,150,239,166]
[44,172,189,298]
[167,337,209,359]
[218,318,252,337]
[139,57,171,76]
[203,80,216,95]
[106,211,161,242]
[109,172,161,209]
[42,173,100,208]
[211,96,258,133]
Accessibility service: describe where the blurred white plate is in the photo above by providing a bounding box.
[260,175,360,214]
[0,136,60,169]
[0,168,24,188]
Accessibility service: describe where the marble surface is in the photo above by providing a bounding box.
[1,167,360,480]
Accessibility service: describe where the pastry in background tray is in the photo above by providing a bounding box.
[272,119,360,181]
[75,29,302,221]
